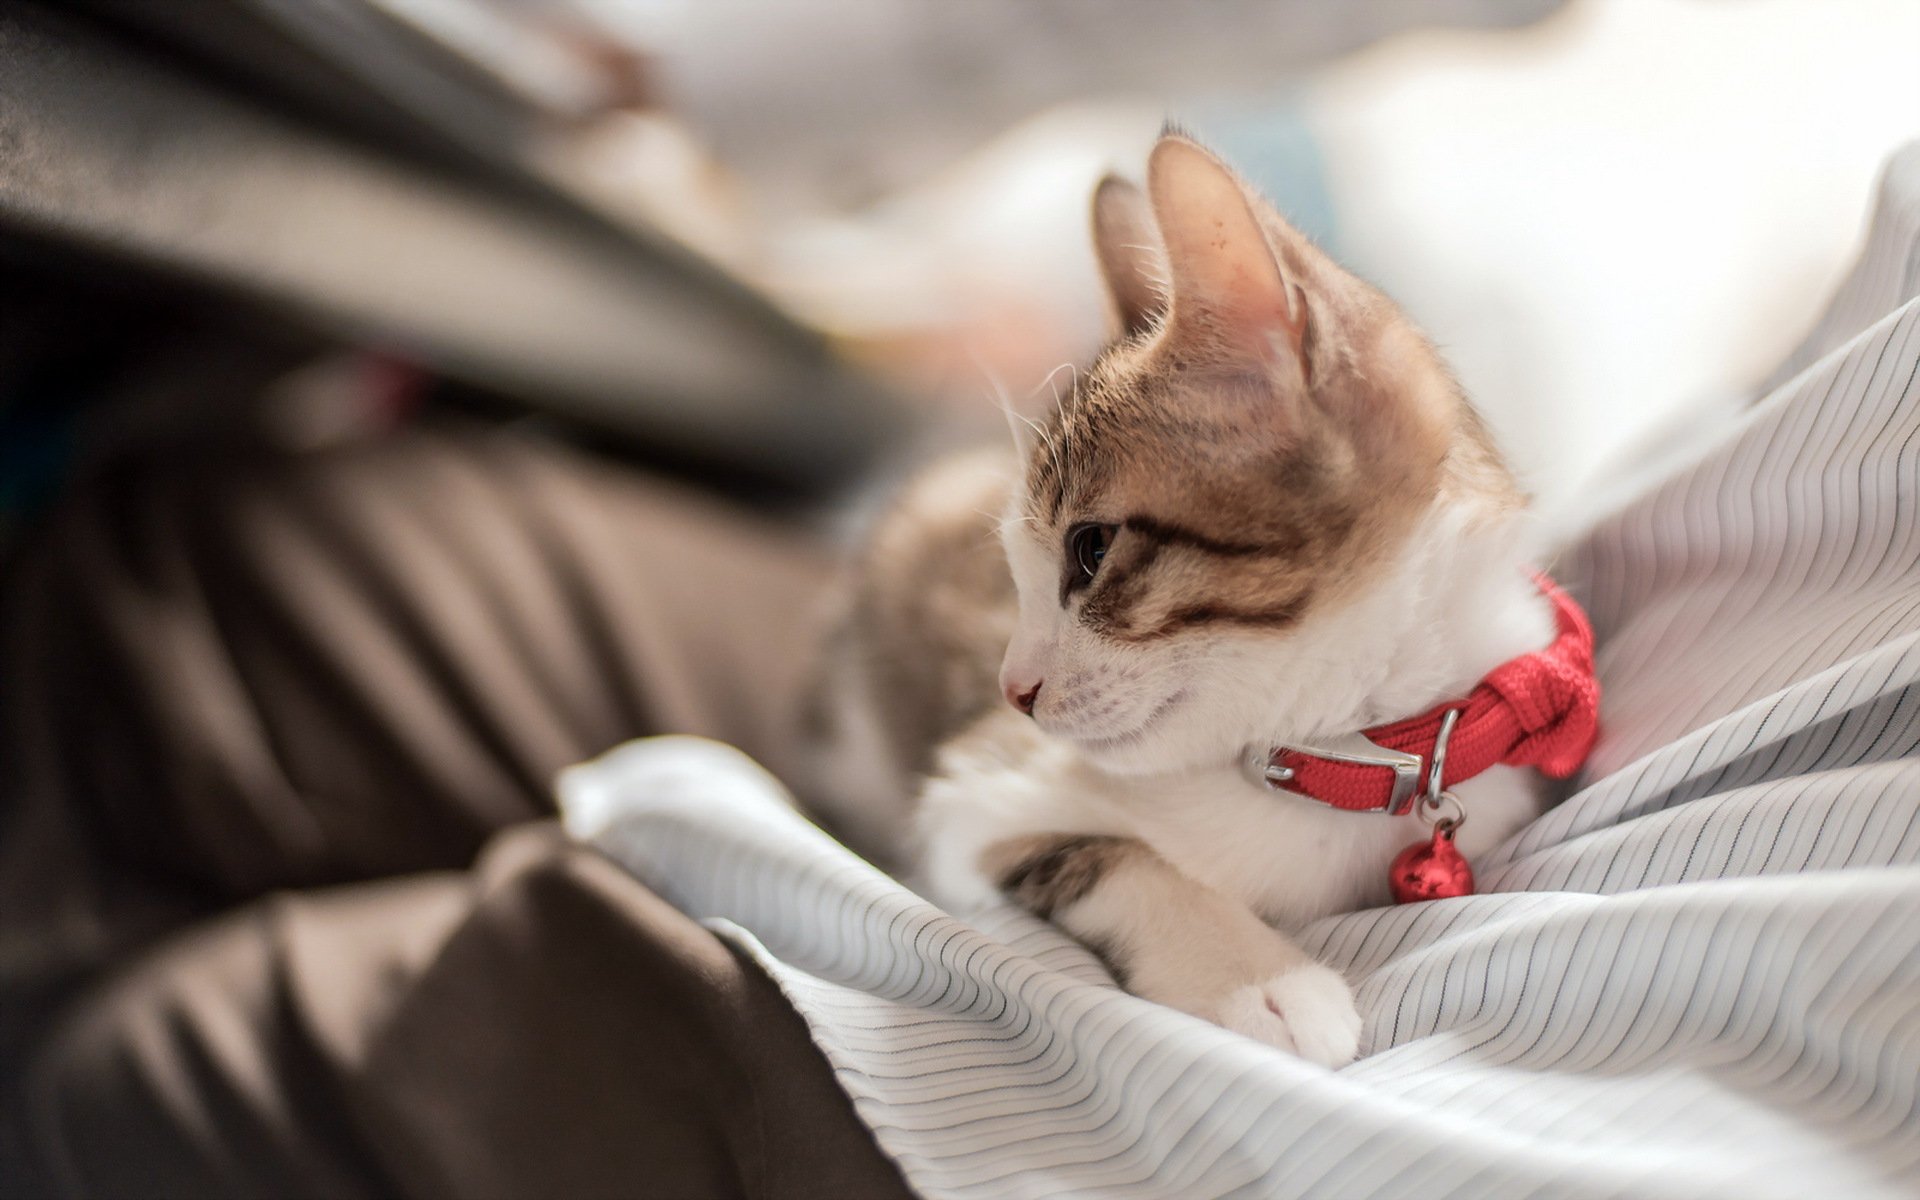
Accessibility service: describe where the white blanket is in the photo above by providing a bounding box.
[561,143,1920,1200]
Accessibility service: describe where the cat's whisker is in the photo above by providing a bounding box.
[1029,360,1073,399]
[1021,362,1077,491]
[970,348,1040,456]
[1033,361,1078,412]
[982,366,1062,465]
[986,510,1038,540]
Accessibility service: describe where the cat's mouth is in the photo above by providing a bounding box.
[1064,688,1191,751]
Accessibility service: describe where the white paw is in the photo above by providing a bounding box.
[1206,964,1363,1067]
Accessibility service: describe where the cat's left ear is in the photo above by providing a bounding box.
[1147,136,1309,380]
[1091,174,1167,339]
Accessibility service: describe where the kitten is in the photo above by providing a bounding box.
[807,134,1563,1065]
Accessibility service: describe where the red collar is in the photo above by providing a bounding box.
[1260,575,1600,814]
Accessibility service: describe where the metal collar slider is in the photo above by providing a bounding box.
[1258,709,1464,817]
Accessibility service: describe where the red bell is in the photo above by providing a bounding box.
[1389,822,1475,903]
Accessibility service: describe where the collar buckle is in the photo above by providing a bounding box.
[1262,708,1466,816]
[1264,732,1423,814]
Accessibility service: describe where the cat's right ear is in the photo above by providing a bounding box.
[1146,137,1308,381]
[1091,175,1167,339]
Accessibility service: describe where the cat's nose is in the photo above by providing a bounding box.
[1005,679,1042,716]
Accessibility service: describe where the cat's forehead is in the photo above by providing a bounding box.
[1017,306,1500,530]
[1021,343,1327,530]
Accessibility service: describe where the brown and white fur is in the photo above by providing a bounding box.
[806,135,1553,1066]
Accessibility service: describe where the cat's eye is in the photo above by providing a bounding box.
[1068,523,1118,583]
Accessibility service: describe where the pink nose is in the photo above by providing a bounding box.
[1005,679,1042,716]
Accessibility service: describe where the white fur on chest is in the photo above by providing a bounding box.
[1112,766,1416,921]
[915,710,1541,925]
[1119,767,1541,921]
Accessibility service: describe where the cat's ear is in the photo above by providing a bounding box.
[1147,136,1308,375]
[1091,174,1167,339]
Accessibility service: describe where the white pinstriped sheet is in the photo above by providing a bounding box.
[563,144,1920,1199]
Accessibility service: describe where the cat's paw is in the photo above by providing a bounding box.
[1207,963,1363,1067]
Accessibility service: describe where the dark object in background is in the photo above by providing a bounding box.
[0,424,912,1199]
[0,0,907,509]
[0,7,917,1190]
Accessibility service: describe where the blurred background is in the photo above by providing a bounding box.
[4,0,1919,534]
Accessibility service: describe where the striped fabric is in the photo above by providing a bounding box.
[562,142,1920,1199]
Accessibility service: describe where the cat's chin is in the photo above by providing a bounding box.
[1069,732,1238,778]
[1056,711,1243,778]
[1043,687,1200,767]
